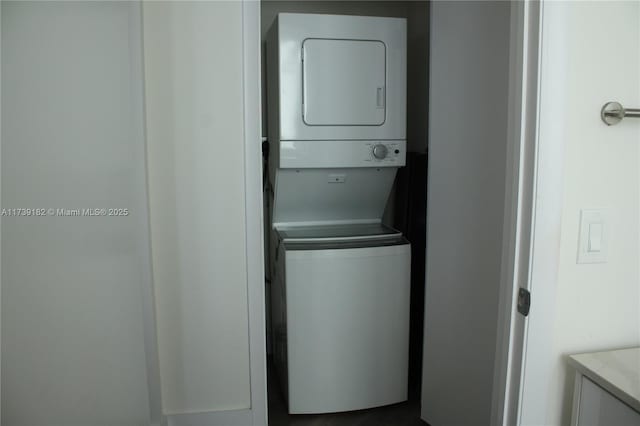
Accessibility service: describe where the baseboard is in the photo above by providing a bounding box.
[164,409,253,426]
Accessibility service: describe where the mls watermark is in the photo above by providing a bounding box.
[1,208,130,217]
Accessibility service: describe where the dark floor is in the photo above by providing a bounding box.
[267,361,428,426]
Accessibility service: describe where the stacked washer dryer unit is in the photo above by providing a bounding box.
[266,13,410,414]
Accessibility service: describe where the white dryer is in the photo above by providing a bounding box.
[266,13,410,414]
[266,13,407,162]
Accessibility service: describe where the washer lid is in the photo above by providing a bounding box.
[276,223,401,244]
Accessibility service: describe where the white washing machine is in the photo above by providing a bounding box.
[271,224,410,414]
[266,13,410,414]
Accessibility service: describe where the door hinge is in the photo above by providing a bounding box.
[517,288,531,317]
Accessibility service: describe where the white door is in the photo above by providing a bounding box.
[302,38,386,126]
[1,2,157,425]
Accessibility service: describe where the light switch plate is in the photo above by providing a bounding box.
[577,209,609,264]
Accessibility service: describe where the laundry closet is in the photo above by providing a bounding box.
[261,0,429,416]
[261,1,511,424]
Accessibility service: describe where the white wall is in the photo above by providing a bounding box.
[1,2,151,425]
[421,2,511,425]
[142,1,252,415]
[523,2,640,425]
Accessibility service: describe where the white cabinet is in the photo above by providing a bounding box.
[572,376,640,426]
[569,348,640,426]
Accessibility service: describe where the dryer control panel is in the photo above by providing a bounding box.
[367,142,402,163]
[278,140,406,169]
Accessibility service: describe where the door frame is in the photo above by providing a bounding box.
[513,2,572,424]
[491,0,543,425]
[242,1,559,425]
[492,1,572,425]
[242,1,268,425]
[138,2,268,425]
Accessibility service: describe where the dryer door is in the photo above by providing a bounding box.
[270,13,406,140]
[302,38,386,126]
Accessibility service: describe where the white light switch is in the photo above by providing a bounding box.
[578,209,608,264]
[588,223,603,252]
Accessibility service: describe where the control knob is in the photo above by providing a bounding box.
[372,144,388,160]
